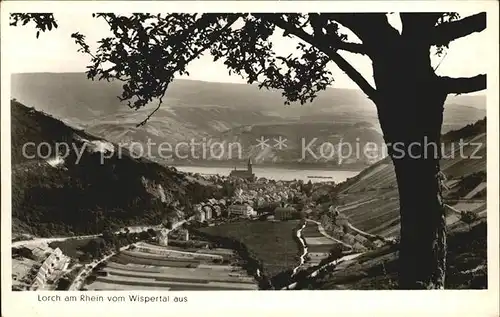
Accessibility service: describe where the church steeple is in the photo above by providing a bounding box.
[247,157,253,173]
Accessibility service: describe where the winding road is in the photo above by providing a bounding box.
[14,218,193,291]
[306,219,353,250]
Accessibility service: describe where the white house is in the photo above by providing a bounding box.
[228,204,256,218]
[195,209,206,222]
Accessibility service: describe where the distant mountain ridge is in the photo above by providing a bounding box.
[11,72,486,167]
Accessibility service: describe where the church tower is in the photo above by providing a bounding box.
[247,158,253,174]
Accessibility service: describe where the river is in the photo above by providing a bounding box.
[174,166,360,183]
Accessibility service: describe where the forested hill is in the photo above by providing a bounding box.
[11,100,223,238]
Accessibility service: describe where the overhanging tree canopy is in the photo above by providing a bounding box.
[10,12,486,125]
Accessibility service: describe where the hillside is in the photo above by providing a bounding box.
[300,220,486,289]
[11,73,486,167]
[11,100,222,238]
[295,118,487,289]
[326,118,487,238]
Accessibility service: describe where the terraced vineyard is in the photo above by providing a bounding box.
[332,129,487,240]
[301,222,339,268]
[84,242,258,290]
[344,197,400,234]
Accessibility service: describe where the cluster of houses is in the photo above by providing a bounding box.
[321,212,386,252]
[191,197,260,221]
[30,248,70,290]
[187,173,316,223]
[154,227,190,247]
[192,198,227,222]
[273,206,300,221]
[232,181,305,208]
[186,163,341,224]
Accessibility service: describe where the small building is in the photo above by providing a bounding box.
[178,229,190,241]
[229,158,255,181]
[195,209,206,222]
[336,214,350,229]
[303,208,313,215]
[228,204,255,218]
[354,234,369,245]
[193,204,202,213]
[353,242,368,252]
[214,205,222,217]
[342,233,356,246]
[158,229,169,246]
[274,207,298,221]
[31,248,70,290]
[203,206,213,220]
[329,205,339,216]
[256,197,266,208]
[331,227,345,240]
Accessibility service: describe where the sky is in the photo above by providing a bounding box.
[6,12,490,91]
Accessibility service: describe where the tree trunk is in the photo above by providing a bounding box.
[371,39,449,289]
[379,93,448,289]
[392,152,447,289]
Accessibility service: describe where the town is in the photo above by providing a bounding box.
[12,157,398,292]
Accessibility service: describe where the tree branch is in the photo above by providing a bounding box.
[136,15,241,126]
[400,13,442,37]
[264,15,377,102]
[136,89,166,127]
[440,74,486,94]
[326,13,400,48]
[431,12,486,45]
[309,13,366,55]
[335,41,366,54]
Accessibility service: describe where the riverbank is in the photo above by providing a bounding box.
[168,161,367,172]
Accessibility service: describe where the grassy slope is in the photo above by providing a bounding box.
[199,220,301,277]
[301,118,488,289]
[327,118,487,237]
[11,100,219,237]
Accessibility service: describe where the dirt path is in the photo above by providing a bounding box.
[337,198,379,212]
[306,219,353,250]
[68,244,133,291]
[292,222,308,275]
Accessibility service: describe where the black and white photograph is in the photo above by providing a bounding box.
[1,1,498,316]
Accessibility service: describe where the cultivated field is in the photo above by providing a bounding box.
[84,242,258,290]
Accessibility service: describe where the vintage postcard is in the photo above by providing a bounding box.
[1,1,498,316]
